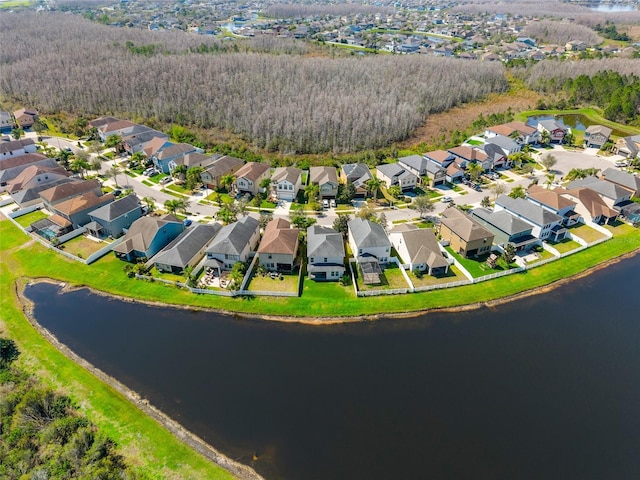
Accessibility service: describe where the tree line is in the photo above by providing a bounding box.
[0,12,507,154]
[522,20,602,47]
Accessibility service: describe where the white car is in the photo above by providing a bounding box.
[615,160,629,168]
[441,196,453,203]
[322,199,329,209]
[330,199,336,208]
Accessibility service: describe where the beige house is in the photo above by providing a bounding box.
[271,167,302,201]
[234,162,271,196]
[309,166,339,199]
[438,207,494,258]
[258,218,299,272]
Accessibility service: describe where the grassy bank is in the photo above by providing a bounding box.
[0,224,237,479]
[2,218,639,318]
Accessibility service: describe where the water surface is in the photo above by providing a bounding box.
[25,255,640,479]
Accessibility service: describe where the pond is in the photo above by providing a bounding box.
[587,4,637,12]
[24,254,640,480]
[527,114,627,137]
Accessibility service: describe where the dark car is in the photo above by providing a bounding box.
[183,219,193,227]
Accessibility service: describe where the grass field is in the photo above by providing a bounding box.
[568,224,607,243]
[14,209,48,227]
[409,265,466,288]
[548,238,582,254]
[60,234,108,258]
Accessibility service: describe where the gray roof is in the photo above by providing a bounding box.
[495,195,562,226]
[0,138,35,154]
[601,168,640,193]
[112,214,183,255]
[471,208,533,245]
[307,225,345,259]
[206,215,259,256]
[341,163,372,187]
[154,223,221,269]
[10,178,75,207]
[123,129,168,148]
[348,218,391,249]
[89,194,141,222]
[585,125,612,137]
[203,155,244,178]
[566,176,632,200]
[486,134,519,152]
[376,163,417,181]
[0,157,58,183]
[272,166,301,185]
[398,154,428,173]
[390,224,448,268]
[538,119,564,132]
[309,166,338,186]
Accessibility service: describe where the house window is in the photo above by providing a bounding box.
[324,258,327,263]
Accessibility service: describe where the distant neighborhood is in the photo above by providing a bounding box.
[2,108,639,299]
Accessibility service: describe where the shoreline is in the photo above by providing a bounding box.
[20,247,640,325]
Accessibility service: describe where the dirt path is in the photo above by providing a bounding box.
[400,88,541,149]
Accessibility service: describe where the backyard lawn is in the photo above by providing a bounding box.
[246,269,299,293]
[60,235,110,258]
[525,248,556,264]
[409,265,466,288]
[568,224,607,243]
[548,238,582,254]
[14,210,48,228]
[446,247,517,278]
[603,220,636,236]
[354,263,411,291]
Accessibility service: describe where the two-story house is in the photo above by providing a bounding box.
[526,185,580,226]
[39,179,103,212]
[0,138,37,159]
[307,225,346,281]
[471,208,539,251]
[485,121,539,145]
[154,223,221,274]
[199,155,244,189]
[340,163,373,197]
[309,166,339,200]
[398,154,429,179]
[152,143,201,174]
[271,167,302,201]
[0,153,53,192]
[7,165,72,207]
[53,192,115,229]
[205,216,260,272]
[376,163,418,191]
[439,207,495,258]
[447,145,492,171]
[87,194,144,238]
[257,218,299,272]
[583,125,612,149]
[389,224,450,275]
[494,195,566,241]
[233,162,271,196]
[537,119,566,143]
[113,214,185,262]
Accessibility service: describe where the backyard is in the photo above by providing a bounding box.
[60,234,111,258]
[446,247,517,278]
[14,209,48,228]
[568,223,608,243]
[547,238,582,254]
[353,262,411,291]
[246,268,299,294]
[409,265,466,288]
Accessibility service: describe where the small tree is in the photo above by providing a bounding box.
[105,165,121,188]
[491,181,508,199]
[541,154,557,172]
[259,177,273,194]
[337,181,356,204]
[355,201,378,221]
[305,182,320,205]
[259,212,273,230]
[480,196,491,208]
[509,185,526,199]
[540,129,551,146]
[228,262,247,290]
[365,177,382,202]
[467,162,484,183]
[0,338,20,368]
[412,195,434,219]
[90,157,102,173]
[220,174,236,193]
[332,213,351,238]
[70,155,91,179]
[545,173,556,190]
[142,196,156,213]
[104,134,123,152]
[502,243,516,265]
[11,127,24,140]
[185,166,204,191]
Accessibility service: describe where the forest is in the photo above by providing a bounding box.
[0,12,507,154]
[0,338,137,480]
[522,20,602,47]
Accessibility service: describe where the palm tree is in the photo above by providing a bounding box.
[365,177,382,202]
[467,162,484,183]
[105,165,121,188]
[70,153,91,179]
[142,196,156,213]
[545,173,556,190]
[540,129,551,146]
[220,173,236,193]
[164,199,182,215]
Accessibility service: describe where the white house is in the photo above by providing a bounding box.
[307,225,345,281]
[348,218,391,263]
[389,224,449,275]
[271,166,302,201]
[376,163,418,191]
[494,195,566,241]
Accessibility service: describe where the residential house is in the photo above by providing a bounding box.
[566,176,632,209]
[494,195,566,241]
[0,153,53,191]
[485,134,521,156]
[389,224,449,275]
[142,136,173,159]
[485,121,539,144]
[86,194,143,238]
[152,143,200,174]
[233,162,271,196]
[30,214,74,240]
[306,225,345,281]
[471,208,539,251]
[448,145,492,170]
[0,111,13,133]
[583,125,612,149]
[340,163,373,196]
[537,119,566,143]
[423,150,456,186]
[439,207,495,258]
[52,192,115,229]
[309,166,339,200]
[88,116,120,130]
[348,218,392,285]
[122,129,169,155]
[257,218,299,272]
[482,143,510,170]
[601,167,640,198]
[39,179,103,211]
[613,135,640,158]
[526,185,580,226]
[13,108,38,129]
[198,155,245,189]
[0,138,37,159]
[154,223,221,274]
[554,186,619,225]
[271,167,302,201]
[97,119,138,142]
[180,152,219,170]
[376,163,418,191]
[204,216,260,272]
[112,214,185,262]
[7,165,72,207]
[398,154,429,179]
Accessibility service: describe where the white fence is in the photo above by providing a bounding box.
[8,203,44,219]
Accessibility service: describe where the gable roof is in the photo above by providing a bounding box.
[487,121,536,137]
[143,137,172,157]
[0,155,54,183]
[309,166,338,185]
[486,134,519,151]
[0,152,48,172]
[566,176,632,200]
[112,214,183,255]
[555,187,619,220]
[0,138,35,155]
[154,223,221,268]
[202,155,244,178]
[98,120,136,134]
[527,185,577,211]
[272,167,302,185]
[341,163,372,186]
[206,215,259,256]
[448,145,488,162]
[376,162,417,180]
[7,165,69,192]
[88,116,121,129]
[39,179,101,203]
[398,154,428,172]
[307,225,345,259]
[390,224,448,268]
[471,207,533,236]
[601,167,640,193]
[258,218,299,255]
[423,150,455,163]
[495,195,563,226]
[348,218,391,248]
[182,152,218,169]
[585,125,612,137]
[234,162,270,182]
[89,194,141,222]
[54,192,114,216]
[156,143,196,160]
[440,207,494,242]
[538,119,564,132]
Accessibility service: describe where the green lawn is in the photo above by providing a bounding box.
[166,183,192,195]
[141,180,153,187]
[548,238,581,254]
[525,248,556,263]
[409,265,466,288]
[60,235,108,258]
[568,224,607,243]
[0,225,235,480]
[246,269,299,293]
[446,248,516,278]
[148,174,169,184]
[14,210,48,227]
[354,263,410,291]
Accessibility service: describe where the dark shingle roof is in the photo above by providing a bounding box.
[154,223,221,268]
[307,225,345,259]
[89,194,141,222]
[206,216,259,256]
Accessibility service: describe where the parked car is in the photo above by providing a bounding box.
[615,160,629,168]
[159,176,172,185]
[441,196,453,203]
[183,219,193,227]
[330,199,336,208]
[322,199,329,209]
